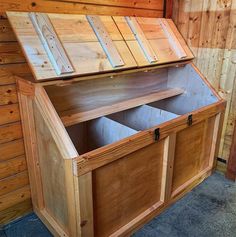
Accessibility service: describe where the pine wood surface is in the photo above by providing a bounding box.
[0,0,165,225]
[6,12,193,81]
[172,0,236,161]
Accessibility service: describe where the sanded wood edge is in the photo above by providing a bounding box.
[125,16,158,63]
[64,160,79,237]
[161,133,176,202]
[17,83,44,210]
[87,15,124,68]
[110,201,164,237]
[171,166,212,198]
[78,172,94,237]
[75,101,226,176]
[29,12,74,76]
[158,18,187,59]
[16,77,35,97]
[34,85,78,159]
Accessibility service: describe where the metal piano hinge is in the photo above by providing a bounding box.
[154,128,160,141]
[187,114,193,126]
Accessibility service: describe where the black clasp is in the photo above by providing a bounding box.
[187,114,193,126]
[154,128,160,141]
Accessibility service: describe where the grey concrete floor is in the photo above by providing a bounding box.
[1,172,236,237]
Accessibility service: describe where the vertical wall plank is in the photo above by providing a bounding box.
[173,0,236,162]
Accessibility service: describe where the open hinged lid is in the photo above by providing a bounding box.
[7,12,194,82]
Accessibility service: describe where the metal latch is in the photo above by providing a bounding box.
[187,114,193,126]
[154,128,160,141]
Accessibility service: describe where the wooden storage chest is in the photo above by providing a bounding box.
[6,11,226,237]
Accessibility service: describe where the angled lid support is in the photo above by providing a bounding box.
[158,19,187,59]
[125,16,158,63]
[86,15,125,68]
[29,12,74,75]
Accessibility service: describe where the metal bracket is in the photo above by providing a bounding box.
[187,114,193,126]
[154,128,160,141]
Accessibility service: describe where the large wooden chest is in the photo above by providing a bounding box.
[7,12,226,237]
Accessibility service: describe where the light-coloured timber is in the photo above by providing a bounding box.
[9,11,226,237]
[29,13,74,75]
[125,16,158,63]
[87,15,124,68]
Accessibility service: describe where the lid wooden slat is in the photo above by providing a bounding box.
[87,15,124,68]
[158,19,187,59]
[29,12,74,75]
[6,12,194,82]
[125,16,158,63]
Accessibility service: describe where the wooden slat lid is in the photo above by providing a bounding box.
[7,12,194,82]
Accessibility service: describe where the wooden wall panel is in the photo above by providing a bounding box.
[0,0,165,226]
[0,0,164,17]
[172,0,236,162]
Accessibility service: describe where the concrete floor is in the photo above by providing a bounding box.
[1,172,236,237]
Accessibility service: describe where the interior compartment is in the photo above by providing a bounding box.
[66,117,137,155]
[45,63,219,127]
[107,105,179,131]
[151,64,218,115]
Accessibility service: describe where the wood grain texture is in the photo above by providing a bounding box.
[52,0,164,10]
[113,16,193,67]
[93,141,164,237]
[0,0,164,227]
[7,12,137,80]
[87,15,124,67]
[1,0,164,17]
[0,139,25,162]
[0,42,25,64]
[0,185,31,212]
[125,16,158,63]
[0,84,17,105]
[0,122,22,144]
[0,198,32,225]
[0,171,29,196]
[29,12,74,75]
[172,0,236,162]
[0,19,17,42]
[0,104,20,125]
[0,155,27,179]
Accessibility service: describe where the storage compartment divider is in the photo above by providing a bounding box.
[67,117,137,155]
[89,117,137,150]
[107,105,179,131]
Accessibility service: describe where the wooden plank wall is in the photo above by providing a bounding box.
[0,0,165,226]
[172,0,236,162]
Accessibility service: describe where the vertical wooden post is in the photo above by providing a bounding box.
[161,133,176,202]
[165,0,173,18]
[226,121,236,181]
[17,78,44,210]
